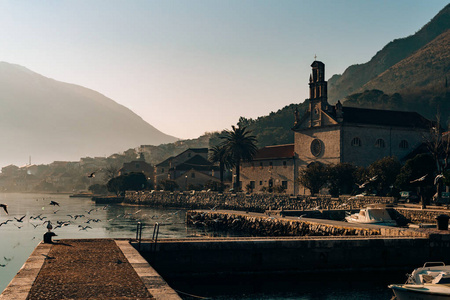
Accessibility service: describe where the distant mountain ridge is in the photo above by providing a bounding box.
[0,62,177,167]
[328,3,450,104]
[358,29,450,94]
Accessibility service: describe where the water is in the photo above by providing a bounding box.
[0,193,399,299]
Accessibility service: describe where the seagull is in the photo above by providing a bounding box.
[14,215,26,222]
[78,225,92,231]
[31,223,40,229]
[14,224,23,229]
[88,172,95,178]
[369,175,378,182]
[49,201,60,206]
[434,174,445,185]
[0,204,8,215]
[355,181,369,189]
[86,209,95,214]
[410,174,428,184]
[0,220,12,226]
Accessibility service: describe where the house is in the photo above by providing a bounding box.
[155,148,221,189]
[118,153,155,184]
[240,144,296,194]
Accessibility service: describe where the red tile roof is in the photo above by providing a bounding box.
[252,144,295,160]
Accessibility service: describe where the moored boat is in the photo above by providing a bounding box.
[389,262,450,300]
[345,206,396,226]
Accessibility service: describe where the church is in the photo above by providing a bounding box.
[240,61,433,195]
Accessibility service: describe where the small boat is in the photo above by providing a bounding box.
[389,262,450,299]
[345,206,396,226]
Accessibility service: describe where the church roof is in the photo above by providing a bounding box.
[252,144,295,160]
[341,107,433,129]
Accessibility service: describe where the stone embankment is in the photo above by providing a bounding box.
[395,207,450,223]
[185,210,425,237]
[125,191,394,212]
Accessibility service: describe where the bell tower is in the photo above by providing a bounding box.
[308,61,328,127]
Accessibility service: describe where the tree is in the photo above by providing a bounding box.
[298,162,328,196]
[106,172,149,196]
[367,157,401,196]
[88,184,108,195]
[123,172,148,191]
[395,154,436,207]
[208,144,233,191]
[104,164,120,182]
[158,179,179,192]
[107,176,124,196]
[220,125,258,192]
[327,163,357,197]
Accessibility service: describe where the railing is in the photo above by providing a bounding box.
[135,221,160,253]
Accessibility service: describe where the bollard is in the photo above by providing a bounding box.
[43,232,57,243]
[435,214,450,230]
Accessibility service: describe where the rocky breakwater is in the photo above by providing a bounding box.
[125,191,394,212]
[395,207,450,224]
[186,210,382,237]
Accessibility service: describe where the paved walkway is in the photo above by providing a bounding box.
[1,239,181,300]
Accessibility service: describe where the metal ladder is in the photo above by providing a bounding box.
[136,222,160,253]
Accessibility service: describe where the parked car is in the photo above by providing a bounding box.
[400,191,419,203]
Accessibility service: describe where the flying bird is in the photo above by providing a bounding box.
[49,201,60,206]
[410,174,428,184]
[14,215,26,222]
[369,175,378,182]
[78,225,92,231]
[88,172,95,178]
[0,204,8,215]
[434,174,445,185]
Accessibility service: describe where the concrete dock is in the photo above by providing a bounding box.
[0,239,180,300]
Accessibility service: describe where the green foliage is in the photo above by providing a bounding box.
[88,184,108,195]
[220,125,258,191]
[272,185,287,194]
[158,179,179,192]
[395,154,436,190]
[237,103,308,147]
[298,162,328,196]
[327,163,357,197]
[106,172,149,196]
[443,170,450,186]
[367,157,402,196]
[344,88,450,127]
[107,176,124,196]
[204,180,226,192]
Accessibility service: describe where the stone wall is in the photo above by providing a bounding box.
[124,190,395,212]
[186,210,426,238]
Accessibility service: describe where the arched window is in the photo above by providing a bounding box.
[375,139,385,148]
[399,140,409,149]
[351,137,361,147]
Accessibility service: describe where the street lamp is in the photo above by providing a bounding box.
[185,174,188,191]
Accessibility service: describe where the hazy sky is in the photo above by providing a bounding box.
[0,1,447,139]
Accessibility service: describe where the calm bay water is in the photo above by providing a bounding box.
[0,193,399,299]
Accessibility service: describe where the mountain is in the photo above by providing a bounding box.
[358,29,450,93]
[327,4,450,104]
[0,62,177,168]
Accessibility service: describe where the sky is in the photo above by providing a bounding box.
[0,0,448,140]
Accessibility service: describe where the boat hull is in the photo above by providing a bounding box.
[390,285,450,300]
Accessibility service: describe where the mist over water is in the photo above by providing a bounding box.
[0,193,398,299]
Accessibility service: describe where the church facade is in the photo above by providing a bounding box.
[240,61,432,195]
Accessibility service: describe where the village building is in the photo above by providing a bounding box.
[118,153,155,184]
[154,148,221,190]
[240,61,433,195]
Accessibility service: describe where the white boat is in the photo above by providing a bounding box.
[389,262,450,300]
[344,206,396,226]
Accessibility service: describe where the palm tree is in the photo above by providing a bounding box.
[208,144,233,191]
[220,125,258,192]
